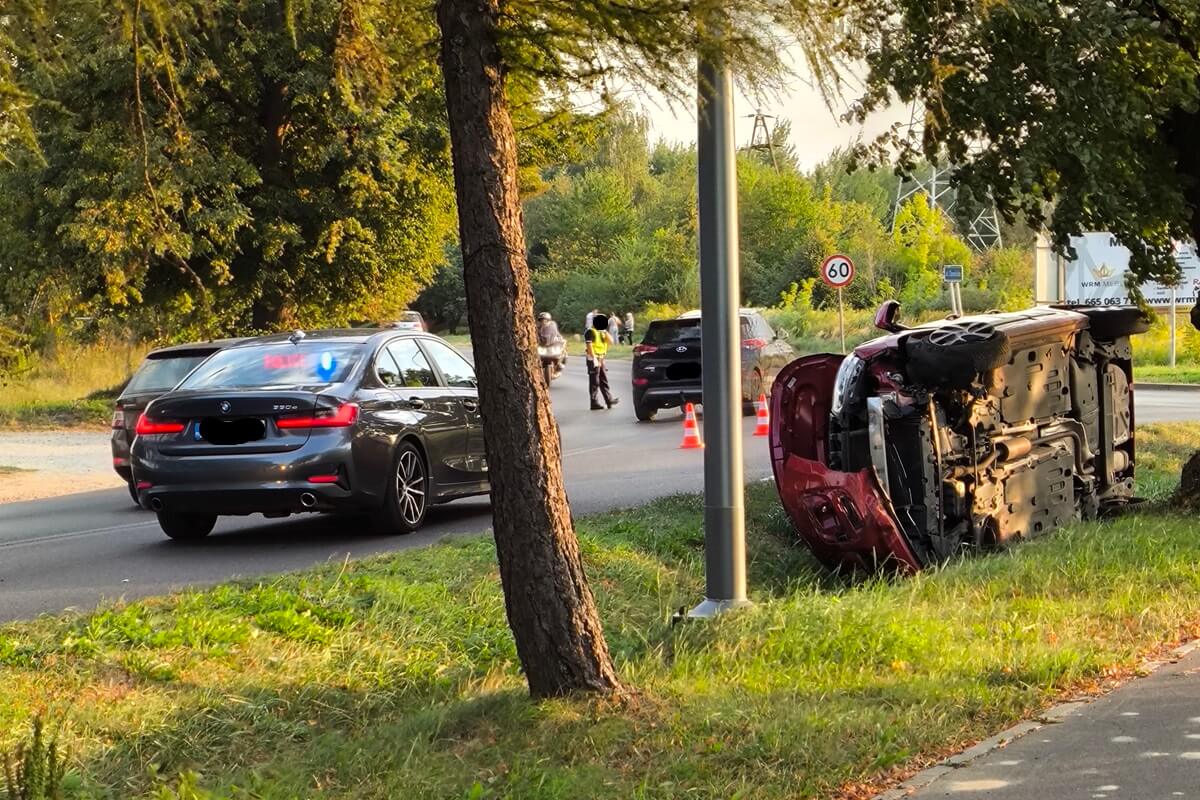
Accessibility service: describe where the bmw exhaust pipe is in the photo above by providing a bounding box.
[299,492,317,509]
[149,497,164,512]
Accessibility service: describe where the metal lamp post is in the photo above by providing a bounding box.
[689,42,751,618]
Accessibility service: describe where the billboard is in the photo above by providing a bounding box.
[1064,232,1200,308]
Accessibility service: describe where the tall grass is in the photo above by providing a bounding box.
[0,339,149,428]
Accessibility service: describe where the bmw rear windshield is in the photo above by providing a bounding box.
[178,342,364,390]
[643,319,702,345]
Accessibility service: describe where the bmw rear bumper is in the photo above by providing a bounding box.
[132,438,376,515]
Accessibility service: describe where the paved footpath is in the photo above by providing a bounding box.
[899,645,1200,799]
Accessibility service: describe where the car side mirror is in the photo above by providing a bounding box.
[874,300,907,333]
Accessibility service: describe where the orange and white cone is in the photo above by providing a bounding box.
[753,393,770,437]
[680,402,704,449]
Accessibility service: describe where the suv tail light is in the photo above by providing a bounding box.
[742,337,767,349]
[134,414,185,435]
[277,402,359,430]
[633,344,659,356]
[111,407,125,429]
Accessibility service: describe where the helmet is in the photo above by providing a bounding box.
[538,312,552,321]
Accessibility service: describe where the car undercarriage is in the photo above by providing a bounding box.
[770,305,1147,573]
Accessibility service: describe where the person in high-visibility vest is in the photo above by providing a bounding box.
[585,314,619,410]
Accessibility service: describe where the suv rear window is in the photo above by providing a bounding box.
[179,342,364,390]
[643,319,702,345]
[123,353,214,395]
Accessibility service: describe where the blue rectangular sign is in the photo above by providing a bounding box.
[943,264,964,283]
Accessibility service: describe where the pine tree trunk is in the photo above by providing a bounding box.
[436,0,622,698]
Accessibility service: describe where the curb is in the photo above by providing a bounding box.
[871,639,1200,799]
[1134,382,1200,392]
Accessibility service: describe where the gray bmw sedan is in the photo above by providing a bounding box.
[130,329,487,540]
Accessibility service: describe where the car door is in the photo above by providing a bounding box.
[419,338,488,490]
[383,337,473,489]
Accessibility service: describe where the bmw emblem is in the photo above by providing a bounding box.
[676,345,688,353]
[219,400,232,414]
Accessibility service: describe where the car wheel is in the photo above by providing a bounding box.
[1076,306,1152,339]
[374,441,429,534]
[906,321,1011,388]
[634,402,657,422]
[127,481,140,506]
[157,512,217,541]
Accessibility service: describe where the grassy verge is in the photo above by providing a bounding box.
[2,425,1199,799]
[0,465,33,475]
[1134,365,1200,385]
[0,399,113,430]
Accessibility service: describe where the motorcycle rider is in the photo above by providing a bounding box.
[537,311,562,346]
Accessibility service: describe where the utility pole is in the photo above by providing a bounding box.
[745,109,779,172]
[690,31,750,619]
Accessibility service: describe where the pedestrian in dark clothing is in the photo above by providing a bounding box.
[585,314,619,410]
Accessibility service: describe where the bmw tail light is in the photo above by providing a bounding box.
[742,338,767,349]
[633,377,649,386]
[135,414,185,435]
[111,407,125,429]
[633,344,658,356]
[277,402,359,430]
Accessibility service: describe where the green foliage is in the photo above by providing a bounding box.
[2,719,65,800]
[851,0,1200,288]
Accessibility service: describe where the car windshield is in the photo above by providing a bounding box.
[644,319,703,345]
[123,353,212,394]
[179,342,364,390]
[400,312,422,323]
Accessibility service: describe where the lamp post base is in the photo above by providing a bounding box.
[686,597,754,619]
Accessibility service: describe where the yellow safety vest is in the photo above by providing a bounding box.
[589,329,608,359]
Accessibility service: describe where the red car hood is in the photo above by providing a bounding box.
[768,354,922,573]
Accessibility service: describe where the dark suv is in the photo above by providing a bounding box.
[631,310,794,421]
[111,340,241,501]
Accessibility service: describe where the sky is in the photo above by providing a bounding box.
[635,78,911,171]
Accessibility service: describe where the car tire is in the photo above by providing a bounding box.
[634,402,657,422]
[906,321,1011,388]
[157,512,217,541]
[1076,306,1152,339]
[374,441,429,534]
[127,481,140,506]
[542,361,554,386]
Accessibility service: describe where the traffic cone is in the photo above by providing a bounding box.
[753,393,770,437]
[680,402,704,449]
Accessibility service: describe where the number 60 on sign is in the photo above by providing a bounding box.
[820,254,855,288]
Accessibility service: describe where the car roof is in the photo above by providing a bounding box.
[676,308,761,319]
[146,337,247,357]
[224,328,445,349]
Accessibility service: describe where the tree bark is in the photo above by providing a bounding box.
[435,0,622,697]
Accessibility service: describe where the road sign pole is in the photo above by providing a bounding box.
[838,287,846,353]
[690,33,749,619]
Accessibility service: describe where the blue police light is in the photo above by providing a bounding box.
[316,351,337,382]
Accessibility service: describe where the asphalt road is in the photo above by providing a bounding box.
[0,357,773,622]
[909,644,1200,799]
[0,366,1196,623]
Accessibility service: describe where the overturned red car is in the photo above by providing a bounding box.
[769,302,1146,573]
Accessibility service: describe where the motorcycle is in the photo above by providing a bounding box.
[538,339,568,384]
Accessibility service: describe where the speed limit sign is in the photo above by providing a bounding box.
[821,254,855,289]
